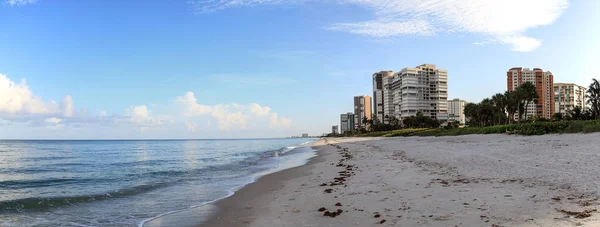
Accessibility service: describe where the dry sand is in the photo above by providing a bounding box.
[201,134,600,227]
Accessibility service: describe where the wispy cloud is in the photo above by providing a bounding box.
[187,0,310,13]
[332,0,568,52]
[189,0,569,52]
[5,0,37,6]
[326,19,435,37]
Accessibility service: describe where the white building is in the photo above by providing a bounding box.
[372,71,394,124]
[448,98,468,125]
[390,64,449,121]
[554,83,586,115]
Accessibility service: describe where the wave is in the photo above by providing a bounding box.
[0,182,169,212]
[0,178,108,190]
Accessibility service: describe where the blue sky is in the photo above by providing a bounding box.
[0,0,598,139]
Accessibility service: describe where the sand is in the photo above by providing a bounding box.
[200,134,600,227]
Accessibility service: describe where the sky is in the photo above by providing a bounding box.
[0,0,599,139]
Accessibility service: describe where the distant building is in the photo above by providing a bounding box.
[302,133,309,138]
[391,64,449,121]
[354,95,372,129]
[507,67,554,119]
[340,112,355,133]
[448,99,468,125]
[332,125,339,135]
[372,71,394,124]
[554,83,586,115]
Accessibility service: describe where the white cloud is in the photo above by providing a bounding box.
[326,19,435,37]
[124,105,164,127]
[188,0,308,13]
[176,92,212,116]
[498,36,543,52]
[0,74,60,116]
[185,121,199,132]
[5,0,37,6]
[44,117,63,128]
[190,0,568,52]
[44,117,62,125]
[61,95,74,117]
[175,92,291,131]
[269,112,292,127]
[249,103,271,116]
[331,0,568,52]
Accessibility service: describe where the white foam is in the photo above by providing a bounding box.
[138,191,235,227]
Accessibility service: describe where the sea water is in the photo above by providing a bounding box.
[0,138,316,226]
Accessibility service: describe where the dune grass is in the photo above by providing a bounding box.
[354,120,600,137]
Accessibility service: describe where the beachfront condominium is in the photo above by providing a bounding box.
[507,67,555,119]
[372,71,394,124]
[340,112,355,133]
[354,95,372,129]
[391,64,449,121]
[448,98,468,125]
[554,83,586,115]
[332,125,339,135]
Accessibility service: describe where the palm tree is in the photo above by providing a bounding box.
[516,82,538,122]
[491,93,507,125]
[571,106,583,120]
[586,78,600,119]
[504,91,519,124]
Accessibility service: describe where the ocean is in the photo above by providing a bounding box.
[0,138,317,226]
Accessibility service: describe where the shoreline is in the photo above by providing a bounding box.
[196,139,329,227]
[143,139,328,227]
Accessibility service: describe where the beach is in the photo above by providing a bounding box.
[200,134,600,227]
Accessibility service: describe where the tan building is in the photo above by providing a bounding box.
[391,64,449,121]
[448,98,468,125]
[372,71,394,124]
[354,95,372,129]
[507,67,555,119]
[554,83,586,115]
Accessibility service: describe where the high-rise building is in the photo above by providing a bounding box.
[507,67,554,119]
[331,125,339,135]
[554,83,586,115]
[372,71,394,124]
[391,64,449,121]
[353,95,372,129]
[448,98,468,125]
[340,112,355,133]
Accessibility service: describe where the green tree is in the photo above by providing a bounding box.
[571,106,584,120]
[552,113,563,121]
[504,91,519,124]
[516,82,538,123]
[587,78,600,119]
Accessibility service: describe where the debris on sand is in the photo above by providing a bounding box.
[318,207,327,212]
[557,209,597,219]
[335,202,342,206]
